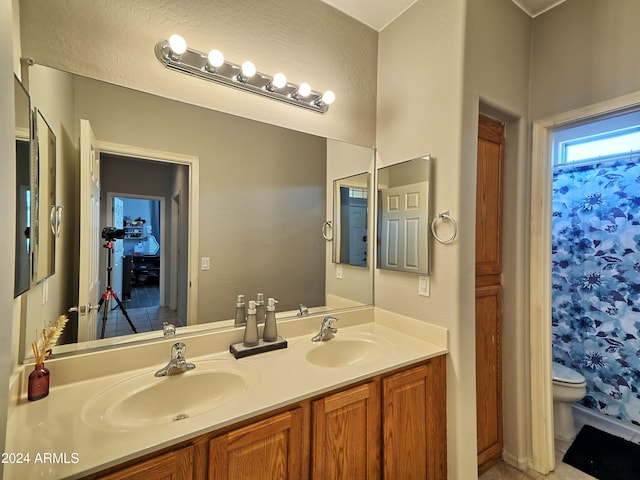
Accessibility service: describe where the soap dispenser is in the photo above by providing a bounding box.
[234,294,246,327]
[263,298,279,342]
[255,293,266,324]
[243,300,259,347]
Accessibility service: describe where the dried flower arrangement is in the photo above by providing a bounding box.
[31,314,68,365]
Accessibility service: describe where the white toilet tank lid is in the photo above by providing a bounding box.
[552,362,585,384]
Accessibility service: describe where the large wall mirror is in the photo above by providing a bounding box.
[377,156,431,275]
[14,76,31,297]
[21,64,374,360]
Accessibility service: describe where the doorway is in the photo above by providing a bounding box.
[110,196,162,304]
[530,92,640,473]
[99,150,192,338]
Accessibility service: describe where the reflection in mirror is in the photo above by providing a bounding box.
[377,156,431,275]
[32,109,56,284]
[333,173,369,267]
[22,65,374,360]
[14,76,31,297]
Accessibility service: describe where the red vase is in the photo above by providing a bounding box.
[28,363,50,401]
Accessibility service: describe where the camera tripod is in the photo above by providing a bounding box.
[98,239,138,339]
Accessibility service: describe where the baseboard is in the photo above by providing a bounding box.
[573,404,640,444]
[502,450,530,472]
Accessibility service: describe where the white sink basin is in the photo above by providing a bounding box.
[82,359,259,431]
[305,333,393,367]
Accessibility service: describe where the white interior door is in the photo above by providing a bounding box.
[379,182,428,273]
[78,119,101,342]
[347,201,367,266]
[112,197,124,300]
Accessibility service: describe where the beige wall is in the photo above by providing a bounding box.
[527,0,640,471]
[2,0,16,474]
[24,66,77,360]
[378,0,534,475]
[531,0,640,121]
[463,0,533,470]
[19,0,378,146]
[377,0,470,476]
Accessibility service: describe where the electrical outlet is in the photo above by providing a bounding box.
[418,276,430,297]
[336,264,343,279]
[201,257,210,271]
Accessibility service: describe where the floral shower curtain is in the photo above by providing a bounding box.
[552,157,640,426]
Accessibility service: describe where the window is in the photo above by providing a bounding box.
[559,128,640,164]
[552,110,640,166]
[347,187,367,199]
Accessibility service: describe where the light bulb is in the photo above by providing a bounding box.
[241,61,256,79]
[298,82,311,98]
[321,90,336,105]
[168,34,187,55]
[272,73,287,89]
[207,49,224,68]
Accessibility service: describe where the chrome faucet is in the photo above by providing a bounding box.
[311,316,338,342]
[155,342,196,377]
[297,304,309,316]
[162,321,176,337]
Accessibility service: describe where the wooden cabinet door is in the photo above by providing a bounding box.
[312,382,380,479]
[96,446,194,480]
[476,114,504,277]
[208,406,309,480]
[476,284,503,471]
[383,357,447,480]
[476,114,505,473]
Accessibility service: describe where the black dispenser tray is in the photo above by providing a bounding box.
[229,337,288,359]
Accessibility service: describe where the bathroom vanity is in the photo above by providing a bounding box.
[5,309,448,479]
[87,357,445,480]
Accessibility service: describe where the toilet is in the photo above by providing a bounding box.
[552,362,587,440]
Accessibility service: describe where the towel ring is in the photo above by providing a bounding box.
[322,220,334,241]
[430,211,458,244]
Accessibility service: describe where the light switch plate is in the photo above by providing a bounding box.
[42,279,48,304]
[336,264,343,279]
[201,257,210,271]
[418,276,430,297]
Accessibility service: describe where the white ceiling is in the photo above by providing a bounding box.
[320,0,417,31]
[321,0,566,30]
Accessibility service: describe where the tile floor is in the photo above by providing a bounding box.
[99,285,183,339]
[480,403,640,479]
[480,451,595,480]
[124,283,161,309]
[100,305,183,338]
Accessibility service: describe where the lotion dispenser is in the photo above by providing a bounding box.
[255,293,266,324]
[243,300,259,347]
[234,294,246,327]
[263,298,279,342]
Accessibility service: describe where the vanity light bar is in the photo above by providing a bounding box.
[154,36,335,114]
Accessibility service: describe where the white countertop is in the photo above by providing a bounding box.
[4,309,447,479]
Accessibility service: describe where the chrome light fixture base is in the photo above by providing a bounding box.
[155,41,331,114]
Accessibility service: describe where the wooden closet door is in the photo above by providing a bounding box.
[476,284,503,471]
[476,115,504,279]
[476,114,505,473]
